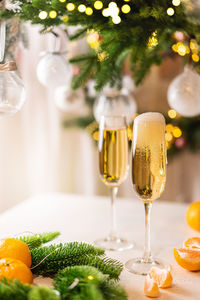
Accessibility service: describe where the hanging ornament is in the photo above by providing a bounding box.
[54,85,89,116]
[167,65,200,117]
[93,77,137,124]
[0,1,26,117]
[0,62,26,117]
[36,52,73,89]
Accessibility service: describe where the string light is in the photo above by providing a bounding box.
[102,8,110,17]
[94,1,103,10]
[78,4,86,13]
[93,131,99,141]
[168,109,177,119]
[87,31,100,50]
[49,10,57,18]
[66,3,75,11]
[39,11,48,19]
[165,132,173,142]
[172,0,181,6]
[112,16,121,24]
[85,7,93,15]
[109,2,120,15]
[121,4,131,13]
[166,124,174,132]
[167,7,175,16]
[192,53,200,62]
[98,51,108,61]
[172,42,190,56]
[190,40,199,52]
[173,126,182,138]
[62,14,69,22]
[148,31,158,48]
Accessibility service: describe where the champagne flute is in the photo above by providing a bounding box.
[94,115,134,251]
[125,112,167,275]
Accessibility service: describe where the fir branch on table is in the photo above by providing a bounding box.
[18,232,60,250]
[0,278,31,300]
[28,286,60,300]
[30,243,122,279]
[54,266,127,300]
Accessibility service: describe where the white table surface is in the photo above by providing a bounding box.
[0,193,199,299]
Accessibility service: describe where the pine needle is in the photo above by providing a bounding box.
[18,232,60,250]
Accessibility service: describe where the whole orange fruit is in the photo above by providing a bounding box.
[0,257,33,284]
[186,201,200,232]
[0,239,31,268]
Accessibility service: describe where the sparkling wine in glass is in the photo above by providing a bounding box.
[94,115,134,251]
[125,112,167,274]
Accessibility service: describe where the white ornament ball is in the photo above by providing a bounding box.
[93,90,137,124]
[54,85,89,116]
[167,66,200,117]
[37,52,72,89]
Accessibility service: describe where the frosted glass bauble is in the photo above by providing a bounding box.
[0,66,26,117]
[37,52,72,89]
[93,90,137,124]
[54,85,89,116]
[167,66,200,117]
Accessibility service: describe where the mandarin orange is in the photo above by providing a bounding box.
[0,257,33,284]
[186,202,200,232]
[144,274,159,298]
[184,237,200,250]
[150,267,173,288]
[0,238,31,268]
[174,247,200,271]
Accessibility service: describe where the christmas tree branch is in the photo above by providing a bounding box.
[30,243,123,279]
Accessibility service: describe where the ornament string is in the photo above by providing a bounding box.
[30,246,62,270]
[0,0,5,63]
[0,61,17,71]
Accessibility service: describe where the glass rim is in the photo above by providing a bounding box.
[100,114,127,120]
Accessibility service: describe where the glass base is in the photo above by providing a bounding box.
[125,257,164,275]
[94,236,134,251]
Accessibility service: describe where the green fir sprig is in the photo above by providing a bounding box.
[0,0,200,90]
[18,232,60,250]
[30,243,122,279]
[54,266,127,300]
[0,232,126,299]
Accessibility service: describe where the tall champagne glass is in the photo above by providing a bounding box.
[125,112,167,274]
[94,115,134,251]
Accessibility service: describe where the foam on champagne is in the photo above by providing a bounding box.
[134,112,165,125]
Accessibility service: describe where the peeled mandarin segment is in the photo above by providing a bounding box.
[144,275,159,298]
[174,248,200,271]
[150,267,173,288]
[0,238,32,268]
[186,201,200,232]
[184,237,200,249]
[0,257,33,284]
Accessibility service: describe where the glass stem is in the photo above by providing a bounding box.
[143,202,152,262]
[109,186,118,239]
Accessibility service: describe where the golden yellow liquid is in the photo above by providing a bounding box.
[99,128,128,187]
[132,116,166,202]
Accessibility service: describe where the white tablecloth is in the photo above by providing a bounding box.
[0,193,199,299]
